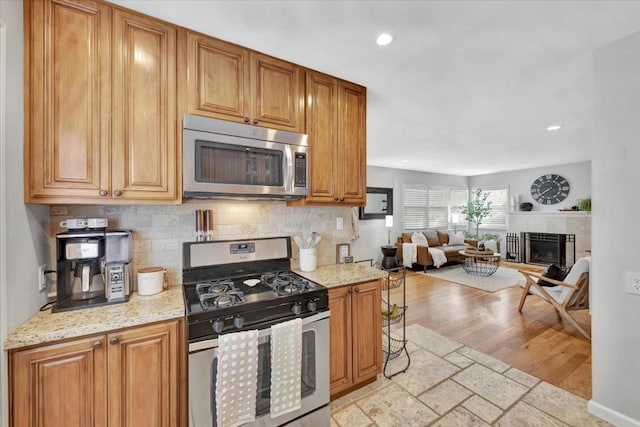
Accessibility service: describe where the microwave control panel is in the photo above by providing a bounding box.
[294,153,307,187]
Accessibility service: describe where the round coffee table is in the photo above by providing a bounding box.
[458,250,501,277]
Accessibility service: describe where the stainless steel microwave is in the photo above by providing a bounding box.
[182,115,309,200]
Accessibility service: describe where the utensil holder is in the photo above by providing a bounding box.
[299,248,317,272]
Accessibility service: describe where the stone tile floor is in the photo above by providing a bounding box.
[330,324,609,427]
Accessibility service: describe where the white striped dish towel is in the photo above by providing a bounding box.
[216,329,259,427]
[270,317,302,418]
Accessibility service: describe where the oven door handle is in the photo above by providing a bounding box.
[188,310,330,353]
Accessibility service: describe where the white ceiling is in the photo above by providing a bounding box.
[112,0,640,176]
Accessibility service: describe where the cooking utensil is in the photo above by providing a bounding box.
[293,235,304,248]
[309,232,322,248]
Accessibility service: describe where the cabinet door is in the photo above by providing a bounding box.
[107,320,179,427]
[351,280,382,384]
[250,52,304,132]
[338,81,367,205]
[24,0,111,202]
[328,286,353,397]
[304,71,340,203]
[183,31,250,122]
[111,9,178,202]
[10,336,107,427]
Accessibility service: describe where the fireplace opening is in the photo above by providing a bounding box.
[521,232,575,268]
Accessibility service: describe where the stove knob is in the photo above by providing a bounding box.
[233,316,244,329]
[291,303,302,316]
[307,300,317,312]
[212,319,224,333]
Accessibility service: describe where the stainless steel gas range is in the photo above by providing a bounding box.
[182,236,330,427]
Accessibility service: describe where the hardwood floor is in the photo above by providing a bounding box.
[390,265,592,399]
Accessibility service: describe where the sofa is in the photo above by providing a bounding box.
[396,230,478,271]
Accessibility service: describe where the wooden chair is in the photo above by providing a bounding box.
[517,257,591,340]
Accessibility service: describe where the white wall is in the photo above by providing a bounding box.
[0,2,50,424]
[469,160,591,212]
[350,165,468,263]
[468,161,591,250]
[588,31,640,427]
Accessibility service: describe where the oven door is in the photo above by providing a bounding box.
[188,311,330,427]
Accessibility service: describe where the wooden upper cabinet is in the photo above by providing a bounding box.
[24,0,111,201]
[111,9,178,201]
[338,81,367,204]
[305,71,339,203]
[24,0,179,204]
[300,72,366,205]
[183,31,250,121]
[181,31,304,132]
[250,52,304,132]
[10,336,108,427]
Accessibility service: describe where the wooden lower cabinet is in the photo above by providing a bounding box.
[328,280,382,399]
[9,319,185,427]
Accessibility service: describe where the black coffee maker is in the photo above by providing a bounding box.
[54,231,107,312]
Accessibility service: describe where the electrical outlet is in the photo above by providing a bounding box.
[336,217,344,230]
[38,264,47,292]
[624,271,640,295]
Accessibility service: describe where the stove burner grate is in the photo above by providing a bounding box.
[196,279,245,309]
[261,272,310,295]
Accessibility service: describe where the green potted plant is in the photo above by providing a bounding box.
[460,188,492,237]
[577,198,591,212]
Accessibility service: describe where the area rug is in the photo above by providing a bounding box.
[420,265,525,292]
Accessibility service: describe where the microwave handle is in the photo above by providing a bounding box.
[283,145,293,194]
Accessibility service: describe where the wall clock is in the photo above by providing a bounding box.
[530,174,570,205]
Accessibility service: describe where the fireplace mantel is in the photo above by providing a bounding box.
[508,211,591,259]
[508,211,591,217]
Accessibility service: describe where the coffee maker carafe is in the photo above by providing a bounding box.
[71,256,104,300]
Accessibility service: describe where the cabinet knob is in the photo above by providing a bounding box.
[340,197,345,202]
[114,190,122,197]
[354,287,360,293]
[99,190,108,197]
[348,288,352,294]
[252,118,259,125]
[92,341,102,349]
[244,117,250,123]
[109,337,119,345]
[334,197,340,202]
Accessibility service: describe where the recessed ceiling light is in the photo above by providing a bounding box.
[401,159,409,163]
[546,125,561,131]
[376,33,393,46]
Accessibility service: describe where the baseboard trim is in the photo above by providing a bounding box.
[588,400,640,427]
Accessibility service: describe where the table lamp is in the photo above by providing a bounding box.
[451,213,460,233]
[385,215,393,245]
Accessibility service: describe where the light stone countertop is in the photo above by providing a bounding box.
[3,286,185,351]
[295,263,387,289]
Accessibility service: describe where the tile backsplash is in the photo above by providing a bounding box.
[49,200,354,288]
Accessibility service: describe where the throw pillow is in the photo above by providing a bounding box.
[436,230,449,245]
[411,232,428,247]
[539,264,568,287]
[448,231,465,245]
[424,230,441,247]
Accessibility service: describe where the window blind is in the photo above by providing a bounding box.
[474,186,508,229]
[449,188,469,227]
[427,188,448,228]
[402,186,429,230]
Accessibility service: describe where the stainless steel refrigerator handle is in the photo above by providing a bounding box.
[188,310,330,353]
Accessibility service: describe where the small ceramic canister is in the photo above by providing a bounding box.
[137,267,167,296]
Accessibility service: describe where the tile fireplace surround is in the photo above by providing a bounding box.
[507,212,591,261]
